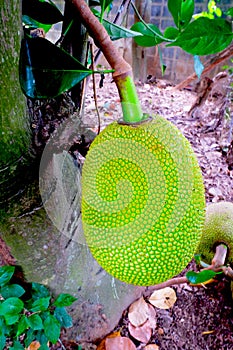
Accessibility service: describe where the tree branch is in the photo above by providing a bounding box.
[70,0,143,123]
[175,42,233,90]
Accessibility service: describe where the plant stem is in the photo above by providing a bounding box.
[211,243,228,269]
[71,0,143,123]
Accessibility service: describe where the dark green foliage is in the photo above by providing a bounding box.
[19,37,93,99]
[22,0,63,25]
[0,266,76,349]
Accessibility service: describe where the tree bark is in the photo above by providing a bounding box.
[0,1,34,206]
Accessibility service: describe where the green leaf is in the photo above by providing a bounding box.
[193,55,204,79]
[186,270,217,284]
[24,329,36,348]
[29,296,51,312]
[168,17,233,55]
[27,314,44,330]
[226,7,233,17]
[0,297,24,316]
[131,22,166,47]
[43,314,61,344]
[35,329,49,346]
[0,266,15,287]
[168,0,182,27]
[17,315,29,336]
[158,46,166,75]
[38,344,49,350]
[22,0,63,25]
[100,0,112,12]
[92,10,142,41]
[102,18,143,41]
[22,15,52,33]
[9,340,24,350]
[0,284,25,299]
[31,283,50,300]
[19,37,93,99]
[54,307,73,328]
[4,314,20,326]
[53,293,77,307]
[180,0,195,29]
[215,7,222,18]
[168,0,194,29]
[194,254,201,265]
[0,334,6,350]
[164,27,179,40]
[0,316,10,336]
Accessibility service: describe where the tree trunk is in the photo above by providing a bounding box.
[0,0,59,280]
[0,1,33,206]
[0,1,145,343]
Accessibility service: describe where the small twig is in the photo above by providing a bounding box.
[144,276,188,297]
[90,40,101,134]
[58,338,67,350]
[222,265,233,279]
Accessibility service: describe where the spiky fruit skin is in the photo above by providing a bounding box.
[82,115,205,286]
[196,202,233,265]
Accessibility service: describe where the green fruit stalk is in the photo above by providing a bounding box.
[82,115,205,286]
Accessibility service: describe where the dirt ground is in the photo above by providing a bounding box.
[74,74,233,350]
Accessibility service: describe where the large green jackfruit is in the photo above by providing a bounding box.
[81,115,205,286]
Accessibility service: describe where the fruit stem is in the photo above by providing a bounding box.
[71,0,144,123]
[211,243,228,269]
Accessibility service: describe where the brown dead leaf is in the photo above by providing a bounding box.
[128,319,152,343]
[97,331,121,350]
[128,296,151,327]
[26,341,41,350]
[144,344,160,350]
[147,304,157,329]
[149,287,177,309]
[105,336,136,350]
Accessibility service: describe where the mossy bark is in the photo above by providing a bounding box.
[0,0,57,277]
[0,1,30,168]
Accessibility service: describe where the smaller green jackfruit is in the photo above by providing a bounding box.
[196,201,233,264]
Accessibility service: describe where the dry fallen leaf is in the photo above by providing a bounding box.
[144,344,160,349]
[97,331,121,350]
[149,287,177,309]
[128,296,151,327]
[26,341,41,350]
[147,303,157,329]
[105,336,136,350]
[128,319,152,343]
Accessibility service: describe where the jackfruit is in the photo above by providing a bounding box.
[81,115,205,286]
[196,201,233,265]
